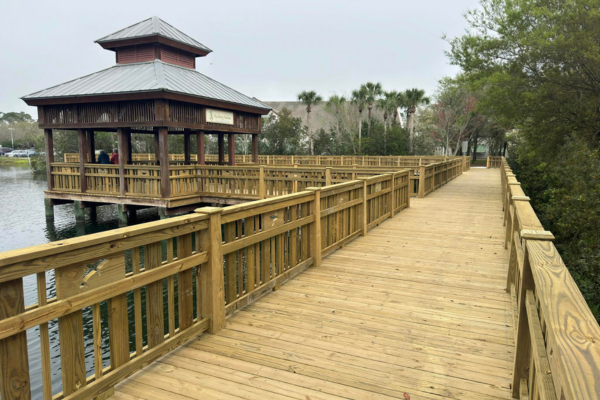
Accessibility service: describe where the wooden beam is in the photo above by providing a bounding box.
[158,127,170,198]
[184,130,191,165]
[153,129,160,165]
[87,130,95,163]
[44,129,54,190]
[218,133,225,165]
[228,133,235,166]
[126,129,132,165]
[0,279,31,400]
[197,131,205,165]
[196,207,225,334]
[252,134,258,163]
[77,129,87,193]
[117,129,128,196]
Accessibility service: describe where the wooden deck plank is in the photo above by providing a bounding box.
[115,168,513,400]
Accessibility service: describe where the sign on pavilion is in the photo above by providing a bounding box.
[22,17,270,221]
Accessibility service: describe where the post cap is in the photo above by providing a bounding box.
[520,229,555,241]
[512,195,530,201]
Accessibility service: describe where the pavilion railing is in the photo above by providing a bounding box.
[126,165,161,197]
[49,159,464,202]
[64,153,470,169]
[84,164,119,195]
[501,157,600,400]
[0,171,411,400]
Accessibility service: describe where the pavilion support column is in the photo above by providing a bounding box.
[117,204,128,226]
[252,134,258,163]
[218,133,225,164]
[184,129,191,165]
[44,198,54,220]
[197,131,205,165]
[154,129,160,165]
[74,200,85,223]
[117,128,129,196]
[77,129,87,193]
[44,129,54,190]
[126,128,132,165]
[228,133,235,166]
[158,127,170,198]
[86,130,95,163]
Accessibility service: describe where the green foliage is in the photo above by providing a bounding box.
[0,112,40,149]
[509,138,600,319]
[361,120,408,156]
[260,108,306,155]
[447,0,600,320]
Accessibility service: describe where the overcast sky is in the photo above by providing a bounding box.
[0,0,480,117]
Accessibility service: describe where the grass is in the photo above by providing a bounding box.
[471,159,488,166]
[0,157,31,165]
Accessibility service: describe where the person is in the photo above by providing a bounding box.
[110,148,119,165]
[97,150,110,164]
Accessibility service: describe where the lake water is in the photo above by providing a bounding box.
[0,165,164,398]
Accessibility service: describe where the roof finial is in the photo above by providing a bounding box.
[151,16,160,34]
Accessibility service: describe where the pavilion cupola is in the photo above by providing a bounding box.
[95,16,212,69]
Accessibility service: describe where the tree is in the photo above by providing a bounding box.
[297,90,323,155]
[428,78,483,155]
[326,94,346,142]
[377,91,399,133]
[260,108,306,155]
[446,0,600,320]
[351,87,368,153]
[376,91,399,153]
[363,82,383,132]
[401,88,430,154]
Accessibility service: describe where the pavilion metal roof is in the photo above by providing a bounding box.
[22,60,270,111]
[95,17,212,54]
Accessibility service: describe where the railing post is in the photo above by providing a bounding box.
[359,177,368,236]
[78,128,87,193]
[325,167,332,186]
[0,279,31,400]
[293,164,298,193]
[389,173,395,218]
[418,165,425,198]
[306,188,322,267]
[196,207,225,334]
[259,165,266,199]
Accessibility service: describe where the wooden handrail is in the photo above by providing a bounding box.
[64,153,470,169]
[501,157,600,399]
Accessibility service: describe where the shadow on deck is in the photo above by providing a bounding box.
[114,168,514,400]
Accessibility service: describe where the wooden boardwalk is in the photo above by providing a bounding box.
[114,168,514,400]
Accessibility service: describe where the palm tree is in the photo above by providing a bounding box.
[326,94,346,140]
[363,82,383,132]
[297,90,323,155]
[351,87,368,153]
[377,91,399,134]
[402,88,430,154]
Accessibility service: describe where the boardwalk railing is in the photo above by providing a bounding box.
[49,160,463,200]
[64,153,470,169]
[487,156,502,168]
[0,172,411,400]
[501,157,600,400]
